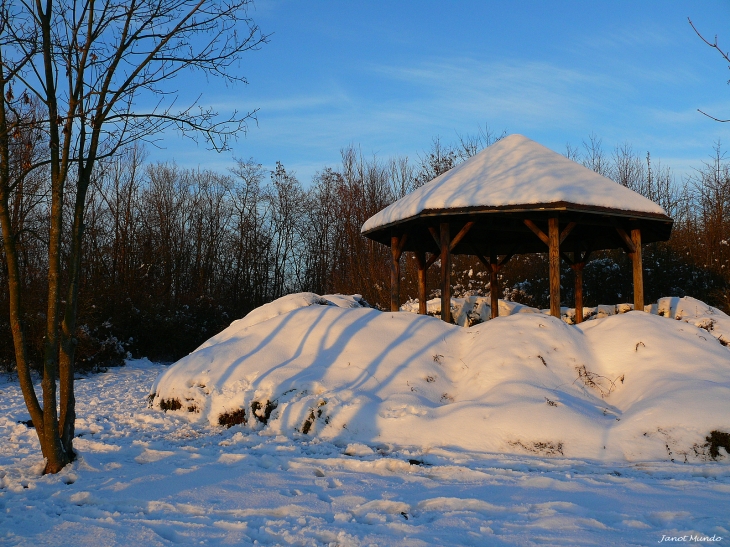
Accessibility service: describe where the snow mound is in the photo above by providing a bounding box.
[196,292,369,351]
[322,293,370,309]
[151,293,730,463]
[648,296,730,346]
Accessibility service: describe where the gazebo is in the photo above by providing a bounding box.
[361,134,673,323]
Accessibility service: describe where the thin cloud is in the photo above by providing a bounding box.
[369,58,624,127]
[211,91,353,113]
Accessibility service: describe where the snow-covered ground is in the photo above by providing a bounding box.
[1,294,729,545]
[1,360,728,546]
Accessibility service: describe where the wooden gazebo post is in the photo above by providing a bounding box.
[470,243,515,320]
[631,228,644,312]
[568,250,590,324]
[440,223,451,323]
[390,234,407,312]
[525,218,574,319]
[390,235,400,312]
[573,263,584,323]
[617,227,644,313]
[414,251,427,315]
[489,250,499,319]
[548,218,560,318]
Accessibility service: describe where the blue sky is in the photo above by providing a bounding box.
[152,0,730,184]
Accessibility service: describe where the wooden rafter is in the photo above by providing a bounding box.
[548,218,561,318]
[615,228,636,253]
[524,219,549,246]
[428,226,440,248]
[440,223,451,322]
[560,222,576,244]
[414,250,427,315]
[449,221,474,252]
[395,233,408,256]
[498,249,517,268]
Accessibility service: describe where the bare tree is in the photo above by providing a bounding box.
[301,167,341,294]
[564,143,580,162]
[228,158,271,308]
[454,123,506,162]
[689,18,730,122]
[581,133,610,176]
[414,137,457,188]
[267,162,304,297]
[0,0,267,473]
[686,143,730,270]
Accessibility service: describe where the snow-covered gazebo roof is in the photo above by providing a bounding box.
[360,134,674,323]
[362,134,672,253]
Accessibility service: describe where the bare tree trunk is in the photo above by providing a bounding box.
[0,41,52,462]
[38,0,73,473]
[1,0,266,473]
[59,164,92,457]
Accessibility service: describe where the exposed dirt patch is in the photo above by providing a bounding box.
[302,400,327,434]
[251,400,278,425]
[706,430,730,460]
[159,398,182,412]
[218,408,247,428]
[509,440,564,456]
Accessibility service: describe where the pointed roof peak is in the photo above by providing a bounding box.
[363,134,668,233]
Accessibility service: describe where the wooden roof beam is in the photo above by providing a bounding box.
[524,219,549,246]
[560,222,576,244]
[428,226,440,248]
[560,251,575,266]
[392,233,408,260]
[449,221,475,252]
[615,228,636,253]
[429,222,474,252]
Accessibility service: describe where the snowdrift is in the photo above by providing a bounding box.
[150,294,730,463]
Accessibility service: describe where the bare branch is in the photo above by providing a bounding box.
[689,18,730,122]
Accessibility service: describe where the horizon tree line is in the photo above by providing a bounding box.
[2,129,729,374]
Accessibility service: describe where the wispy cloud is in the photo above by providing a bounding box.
[147,52,730,184]
[210,90,353,113]
[368,58,624,128]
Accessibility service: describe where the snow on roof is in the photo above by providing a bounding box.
[362,134,668,233]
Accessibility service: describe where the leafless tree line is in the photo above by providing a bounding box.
[572,134,730,280]
[2,129,729,371]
